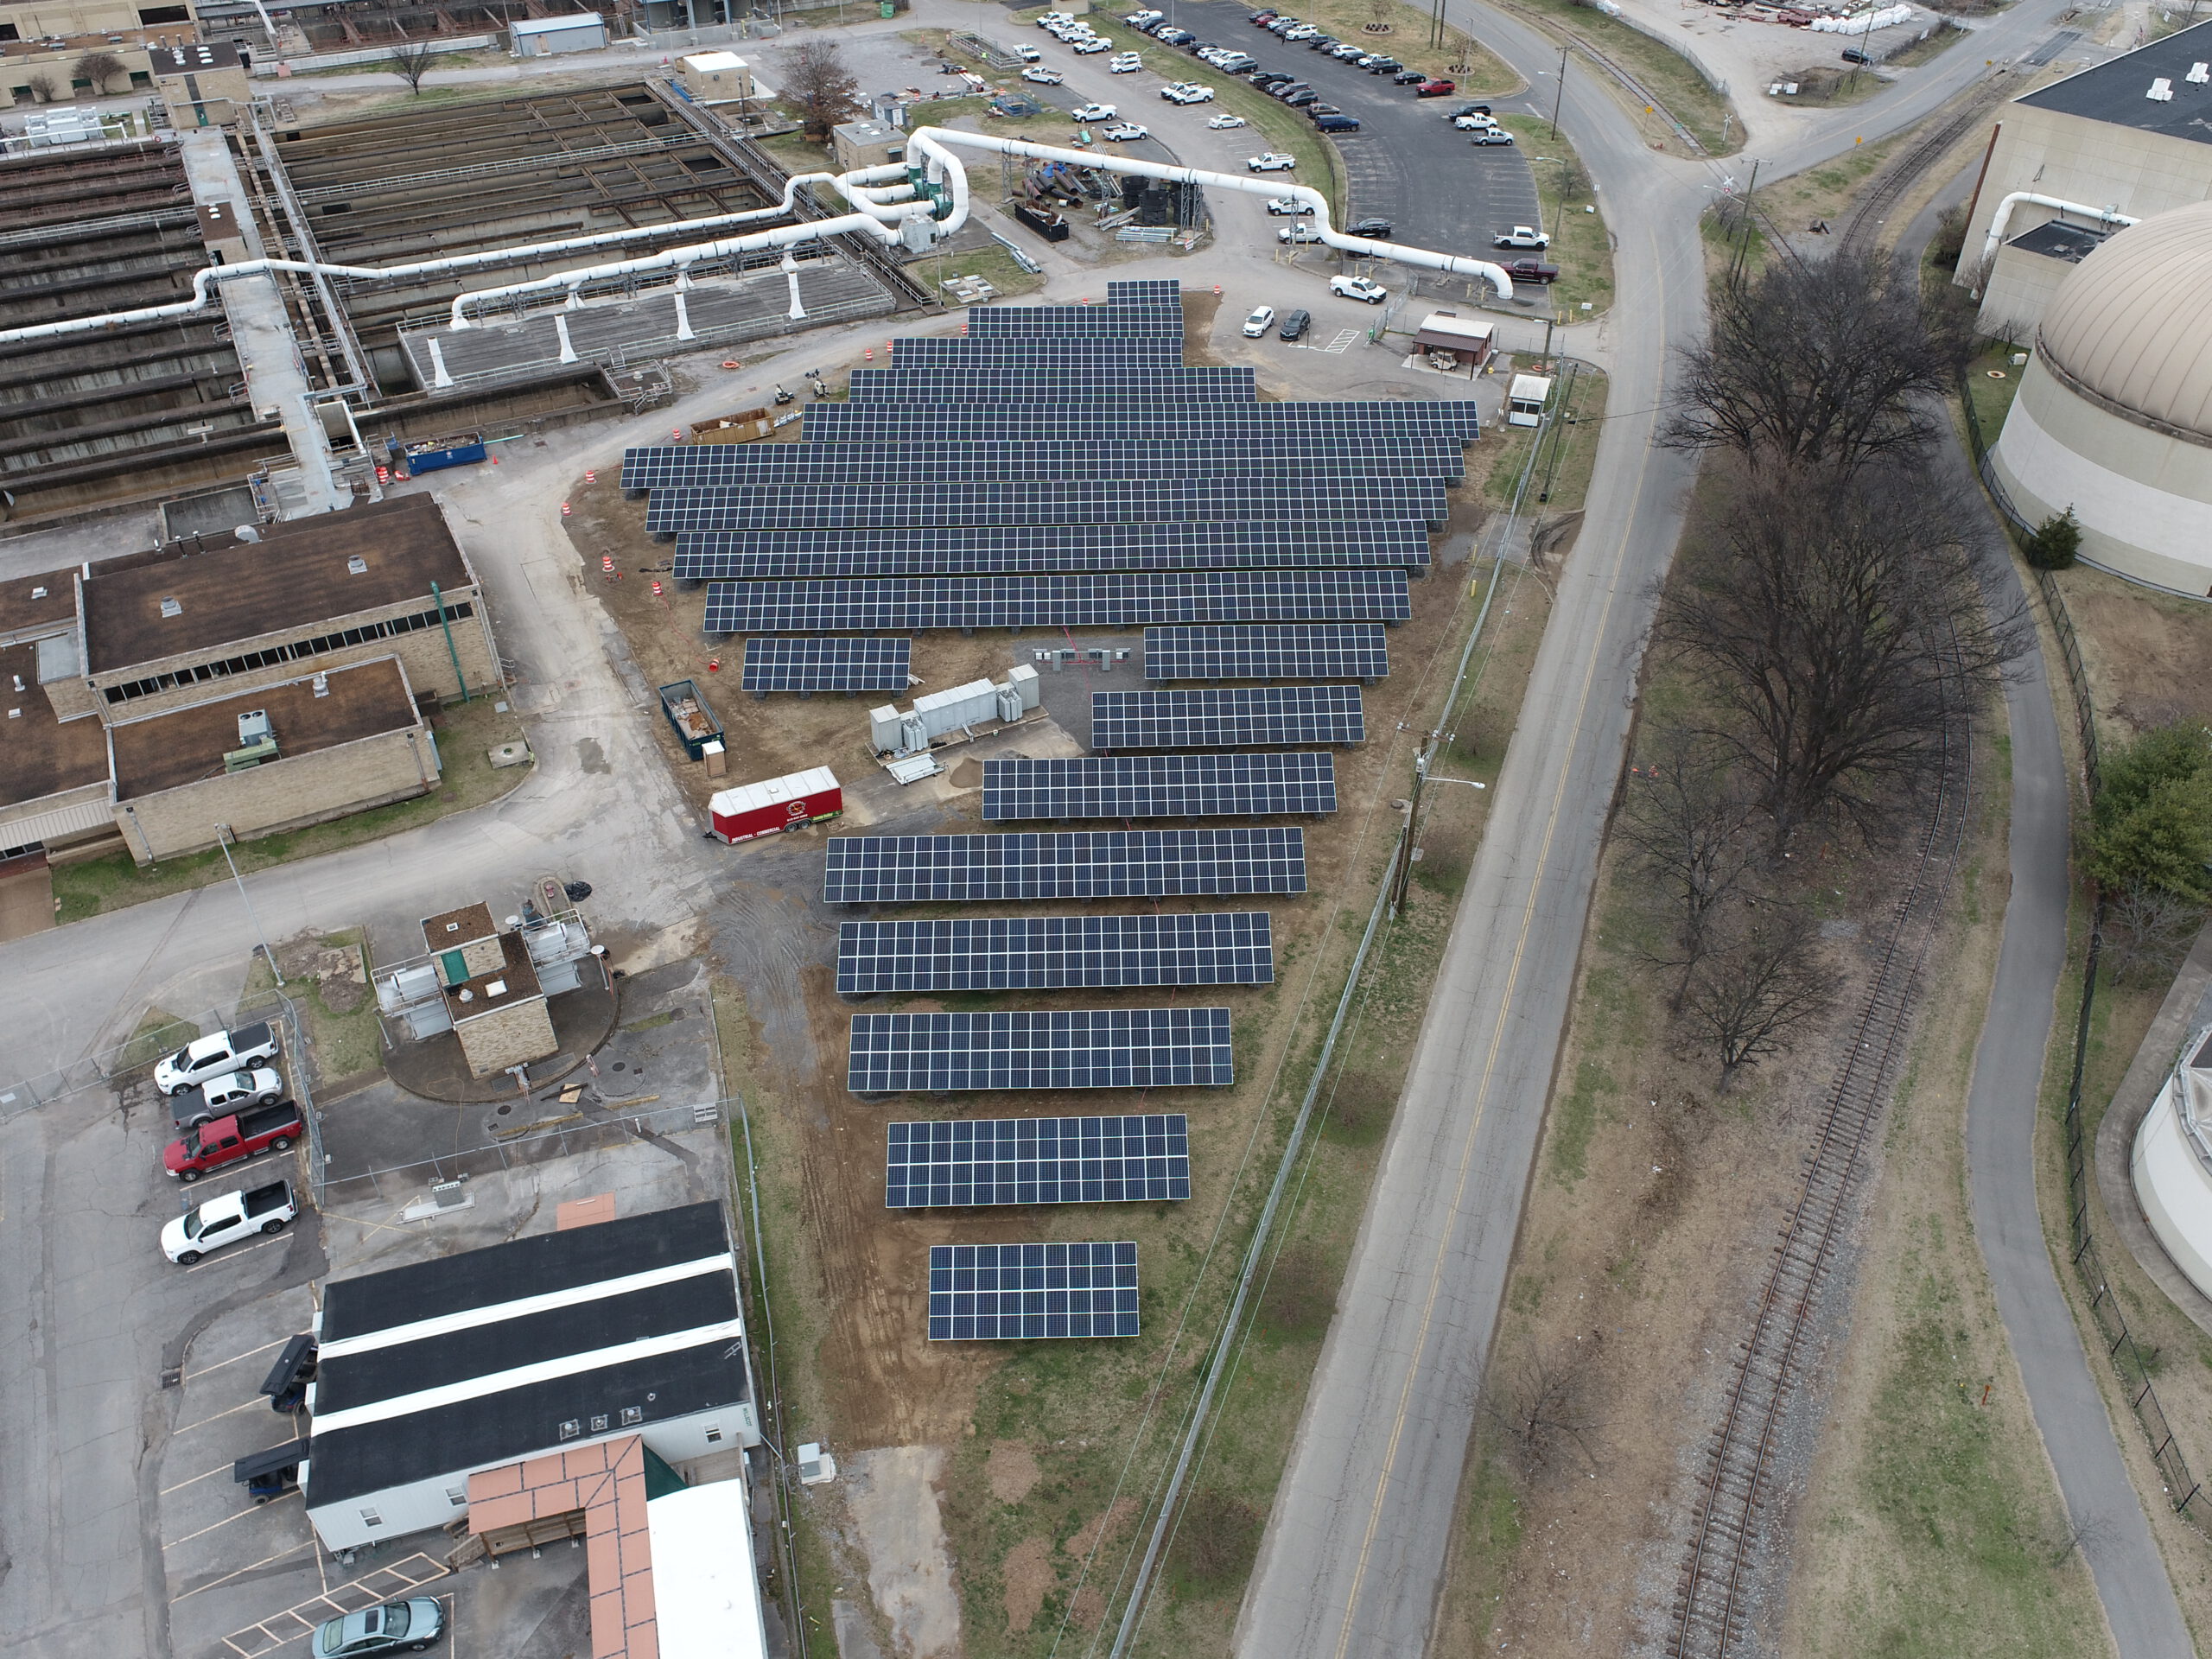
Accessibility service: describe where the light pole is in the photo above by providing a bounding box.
[214,824,283,988]
[1550,40,1567,138]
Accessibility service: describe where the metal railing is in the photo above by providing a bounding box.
[318,1097,724,1207]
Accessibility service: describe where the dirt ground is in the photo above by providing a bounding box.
[2056,563,2212,744]
[576,291,1510,1651]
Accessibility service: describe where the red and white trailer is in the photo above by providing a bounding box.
[709,766,842,844]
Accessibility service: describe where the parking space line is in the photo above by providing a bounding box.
[161,1460,239,1497]
[175,1397,269,1435]
[218,1554,448,1658]
[169,1540,315,1603]
[164,1490,298,1549]
[320,1208,413,1240]
[184,1334,292,1383]
[183,1236,283,1274]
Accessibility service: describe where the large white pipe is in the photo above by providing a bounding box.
[0,168,856,346]
[1978,192,2139,267]
[905,126,1513,298]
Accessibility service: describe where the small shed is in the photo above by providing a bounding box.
[511,12,607,55]
[679,50,754,102]
[152,41,251,129]
[1414,311,1495,367]
[1506,373,1554,428]
[833,118,907,173]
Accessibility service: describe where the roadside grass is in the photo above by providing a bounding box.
[1490,0,1741,156]
[243,929,385,1088]
[1769,62,1889,107]
[1965,340,2026,441]
[1479,365,1608,511]
[1751,127,1904,245]
[51,696,530,925]
[1883,20,1967,68]
[1497,116,1615,317]
[932,557,1554,1656]
[118,1006,199,1073]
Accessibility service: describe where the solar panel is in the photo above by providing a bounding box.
[927,1242,1141,1339]
[849,366,1251,402]
[800,404,1481,443]
[890,1116,1190,1208]
[620,436,1465,491]
[1090,686,1366,750]
[703,571,1412,632]
[821,828,1308,902]
[849,1007,1233,1091]
[741,637,911,694]
[981,753,1338,821]
[675,523,1431,581]
[1145,624,1392,681]
[646,478,1444,531]
[838,912,1274,992]
[883,339,1185,366]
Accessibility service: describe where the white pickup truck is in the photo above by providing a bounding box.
[155,1021,281,1096]
[162,1180,298,1265]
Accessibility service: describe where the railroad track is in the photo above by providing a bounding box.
[1839,79,2012,254]
[1667,662,1974,1659]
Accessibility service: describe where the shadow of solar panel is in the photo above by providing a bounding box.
[673,523,1431,582]
[1143,625,1391,681]
[848,1007,1234,1092]
[838,912,1274,993]
[980,753,1337,821]
[646,480,1442,534]
[741,637,911,693]
[702,571,1411,632]
[821,828,1308,903]
[888,1116,1191,1207]
[1090,686,1365,750]
[927,1242,1141,1339]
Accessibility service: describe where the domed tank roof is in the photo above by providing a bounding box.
[2037,201,2212,442]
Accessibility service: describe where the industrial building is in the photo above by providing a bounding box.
[2133,1028,2212,1303]
[1957,18,2212,339]
[376,894,603,1077]
[0,492,493,864]
[1986,202,2212,594]
[300,1200,762,1554]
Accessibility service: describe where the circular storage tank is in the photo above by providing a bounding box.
[1988,202,2212,596]
[2132,1027,2212,1300]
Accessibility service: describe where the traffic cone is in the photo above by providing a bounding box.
[561,502,572,517]
[585,468,597,484]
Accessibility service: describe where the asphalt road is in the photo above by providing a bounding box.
[1230,0,2174,1654]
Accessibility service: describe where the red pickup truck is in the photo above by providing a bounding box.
[164,1101,302,1182]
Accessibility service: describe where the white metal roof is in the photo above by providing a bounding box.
[512,13,602,32]
[649,1479,770,1659]
[683,50,749,71]
[1414,312,1494,346]
[709,766,839,818]
[1508,373,1554,404]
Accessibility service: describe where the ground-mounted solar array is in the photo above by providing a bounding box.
[1090,685,1366,750]
[981,753,1338,821]
[887,1116,1191,1208]
[703,571,1412,633]
[927,1242,1141,1339]
[838,912,1274,993]
[822,829,1309,903]
[848,1007,1234,1092]
[645,478,1445,534]
[1144,623,1393,682]
[740,636,912,694]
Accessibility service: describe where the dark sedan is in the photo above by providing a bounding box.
[1279,308,1313,340]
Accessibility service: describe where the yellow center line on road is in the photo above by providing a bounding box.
[184,1334,292,1383]
[164,1489,300,1550]
[1325,407,1660,1659]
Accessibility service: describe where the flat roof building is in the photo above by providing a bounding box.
[302,1201,761,1554]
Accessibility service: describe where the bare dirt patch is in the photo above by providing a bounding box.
[2056,563,2212,741]
[1001,1536,1053,1635]
[988,1445,1041,1504]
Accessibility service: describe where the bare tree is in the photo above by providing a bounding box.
[786,41,861,143]
[388,42,436,95]
[74,50,126,93]
[24,72,58,104]
[1653,460,2029,849]
[2104,887,2209,987]
[1680,906,1833,1088]
[1484,1347,1600,1480]
[1618,725,1764,996]
[1662,251,1969,474]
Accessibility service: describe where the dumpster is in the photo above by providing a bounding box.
[658,679,725,762]
[709,767,842,844]
[692,408,775,445]
[394,432,487,475]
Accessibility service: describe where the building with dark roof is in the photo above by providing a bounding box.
[1959,19,2212,336]
[302,1201,760,1552]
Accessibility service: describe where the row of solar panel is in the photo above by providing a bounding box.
[822,828,1308,903]
[741,636,912,692]
[798,404,1481,442]
[645,479,1447,533]
[1090,684,1365,749]
[1144,623,1390,681]
[702,572,1411,632]
[928,1242,1139,1340]
[888,1114,1190,1207]
[837,912,1273,993]
[847,366,1255,403]
[849,1007,1234,1092]
[620,435,1466,492]
[672,523,1431,582]
[879,339,1185,367]
[979,753,1337,822]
